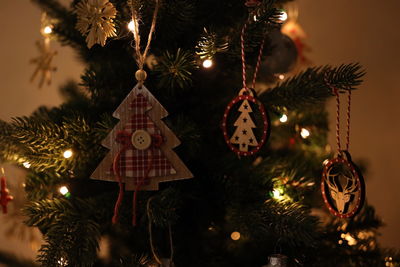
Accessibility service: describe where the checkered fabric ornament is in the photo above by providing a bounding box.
[91,84,193,190]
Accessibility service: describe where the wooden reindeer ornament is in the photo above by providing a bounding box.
[321,83,365,218]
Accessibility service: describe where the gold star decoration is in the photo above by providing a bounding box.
[30,39,57,89]
[75,0,117,48]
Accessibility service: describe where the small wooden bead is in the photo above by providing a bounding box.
[135,69,147,82]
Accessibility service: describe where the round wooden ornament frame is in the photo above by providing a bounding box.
[321,151,365,218]
[222,89,270,156]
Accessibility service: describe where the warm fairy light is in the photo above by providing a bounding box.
[230,231,241,241]
[59,186,69,196]
[57,257,68,266]
[338,240,343,245]
[272,188,284,200]
[43,26,52,34]
[202,59,213,68]
[300,128,310,139]
[279,114,288,123]
[279,10,288,22]
[23,162,31,169]
[128,20,136,32]
[278,74,285,80]
[342,232,357,246]
[385,257,394,267]
[63,149,73,159]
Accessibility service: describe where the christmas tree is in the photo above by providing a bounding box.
[230,99,259,152]
[0,0,399,266]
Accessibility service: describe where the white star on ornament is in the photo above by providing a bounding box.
[75,0,117,48]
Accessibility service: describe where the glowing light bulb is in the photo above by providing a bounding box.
[57,257,68,266]
[59,186,69,195]
[202,59,213,68]
[278,74,285,80]
[128,20,136,32]
[63,149,73,159]
[23,162,31,169]
[272,188,283,200]
[279,114,288,123]
[43,26,52,34]
[300,128,310,139]
[231,231,241,241]
[279,10,288,22]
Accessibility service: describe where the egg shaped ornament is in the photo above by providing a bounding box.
[321,151,365,218]
[222,88,270,156]
[258,28,298,79]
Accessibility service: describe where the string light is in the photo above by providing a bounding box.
[279,114,288,123]
[279,10,288,22]
[278,74,285,80]
[43,26,52,35]
[300,128,310,139]
[57,257,68,266]
[59,186,69,196]
[341,232,357,246]
[63,149,73,159]
[23,162,31,169]
[202,59,213,68]
[230,231,241,241]
[385,257,394,267]
[272,188,284,200]
[127,20,136,32]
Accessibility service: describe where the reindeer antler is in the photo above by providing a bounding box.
[326,172,339,194]
[343,173,358,194]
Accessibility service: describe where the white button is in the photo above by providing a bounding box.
[131,130,152,150]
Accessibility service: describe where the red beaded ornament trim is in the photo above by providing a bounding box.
[321,156,364,218]
[222,92,269,156]
[222,8,269,156]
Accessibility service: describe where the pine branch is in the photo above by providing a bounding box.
[24,198,101,267]
[261,200,320,247]
[260,63,365,110]
[148,188,181,227]
[155,48,198,91]
[25,171,64,201]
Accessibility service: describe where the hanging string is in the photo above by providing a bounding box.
[333,88,342,153]
[147,196,174,265]
[130,0,160,84]
[330,84,352,154]
[240,15,266,91]
[345,89,352,151]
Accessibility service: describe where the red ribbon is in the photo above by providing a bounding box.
[0,177,13,214]
[112,130,163,226]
